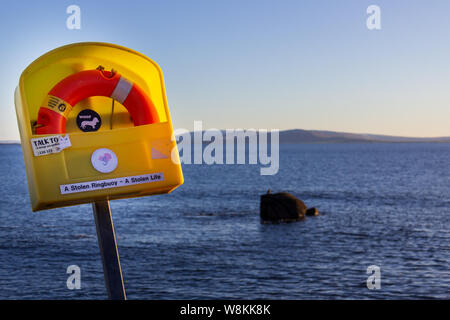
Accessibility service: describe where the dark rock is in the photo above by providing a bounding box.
[260,192,307,222]
[306,207,319,216]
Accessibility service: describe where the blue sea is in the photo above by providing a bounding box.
[0,143,449,299]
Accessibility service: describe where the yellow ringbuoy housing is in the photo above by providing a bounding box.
[15,42,183,211]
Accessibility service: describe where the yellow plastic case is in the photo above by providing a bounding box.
[15,42,183,211]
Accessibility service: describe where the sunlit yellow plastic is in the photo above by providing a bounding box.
[15,42,183,211]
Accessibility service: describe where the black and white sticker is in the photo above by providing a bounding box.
[76,109,101,132]
[60,172,164,194]
[31,135,71,156]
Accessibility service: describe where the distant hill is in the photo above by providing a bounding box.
[181,129,450,144]
[278,129,450,143]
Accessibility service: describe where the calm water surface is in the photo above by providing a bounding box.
[0,143,448,299]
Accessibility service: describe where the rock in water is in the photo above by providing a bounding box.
[260,192,307,222]
[306,207,319,216]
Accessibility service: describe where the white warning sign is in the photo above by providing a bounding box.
[60,172,164,194]
[31,135,71,156]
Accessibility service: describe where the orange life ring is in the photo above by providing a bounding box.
[35,68,160,134]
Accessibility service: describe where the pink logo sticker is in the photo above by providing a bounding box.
[99,153,112,166]
[91,148,118,173]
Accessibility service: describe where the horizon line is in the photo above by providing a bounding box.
[2,128,450,143]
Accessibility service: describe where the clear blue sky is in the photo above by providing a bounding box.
[1,0,450,140]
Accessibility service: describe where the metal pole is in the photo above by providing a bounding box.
[92,200,126,300]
